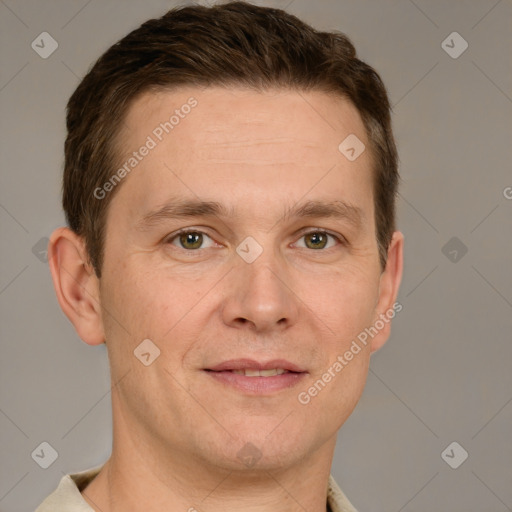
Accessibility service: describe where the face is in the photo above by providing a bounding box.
[95,86,399,472]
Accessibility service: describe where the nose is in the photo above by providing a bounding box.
[221,251,300,334]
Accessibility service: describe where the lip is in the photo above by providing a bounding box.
[206,359,306,373]
[204,359,308,394]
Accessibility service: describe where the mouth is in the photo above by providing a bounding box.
[203,359,307,394]
[226,368,289,377]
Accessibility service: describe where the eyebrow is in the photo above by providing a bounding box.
[136,197,365,231]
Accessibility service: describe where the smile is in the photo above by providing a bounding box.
[204,359,307,394]
[231,368,288,376]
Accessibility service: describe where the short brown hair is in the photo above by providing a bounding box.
[63,0,399,277]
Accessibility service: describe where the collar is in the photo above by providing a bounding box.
[36,465,358,512]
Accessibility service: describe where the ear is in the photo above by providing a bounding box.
[370,231,404,353]
[48,227,105,345]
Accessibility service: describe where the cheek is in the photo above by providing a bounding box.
[307,264,380,343]
[99,265,200,391]
[298,266,377,414]
[100,261,211,349]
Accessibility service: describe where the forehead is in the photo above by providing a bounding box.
[121,86,367,151]
[109,86,374,227]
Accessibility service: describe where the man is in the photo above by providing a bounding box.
[37,1,403,510]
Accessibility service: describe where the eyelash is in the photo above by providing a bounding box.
[164,228,346,251]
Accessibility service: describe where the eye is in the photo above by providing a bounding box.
[164,228,345,252]
[294,230,344,250]
[166,230,217,250]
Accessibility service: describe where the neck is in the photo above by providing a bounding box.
[81,388,337,511]
[82,434,336,512]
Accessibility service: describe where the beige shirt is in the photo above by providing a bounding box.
[35,465,358,512]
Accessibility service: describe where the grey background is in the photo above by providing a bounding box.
[1,0,511,510]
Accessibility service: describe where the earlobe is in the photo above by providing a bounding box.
[370,230,404,353]
[48,227,105,346]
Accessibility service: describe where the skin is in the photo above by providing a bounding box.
[49,86,403,511]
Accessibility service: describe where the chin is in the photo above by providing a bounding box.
[195,423,318,473]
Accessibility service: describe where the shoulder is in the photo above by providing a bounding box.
[35,465,102,512]
[327,474,359,512]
